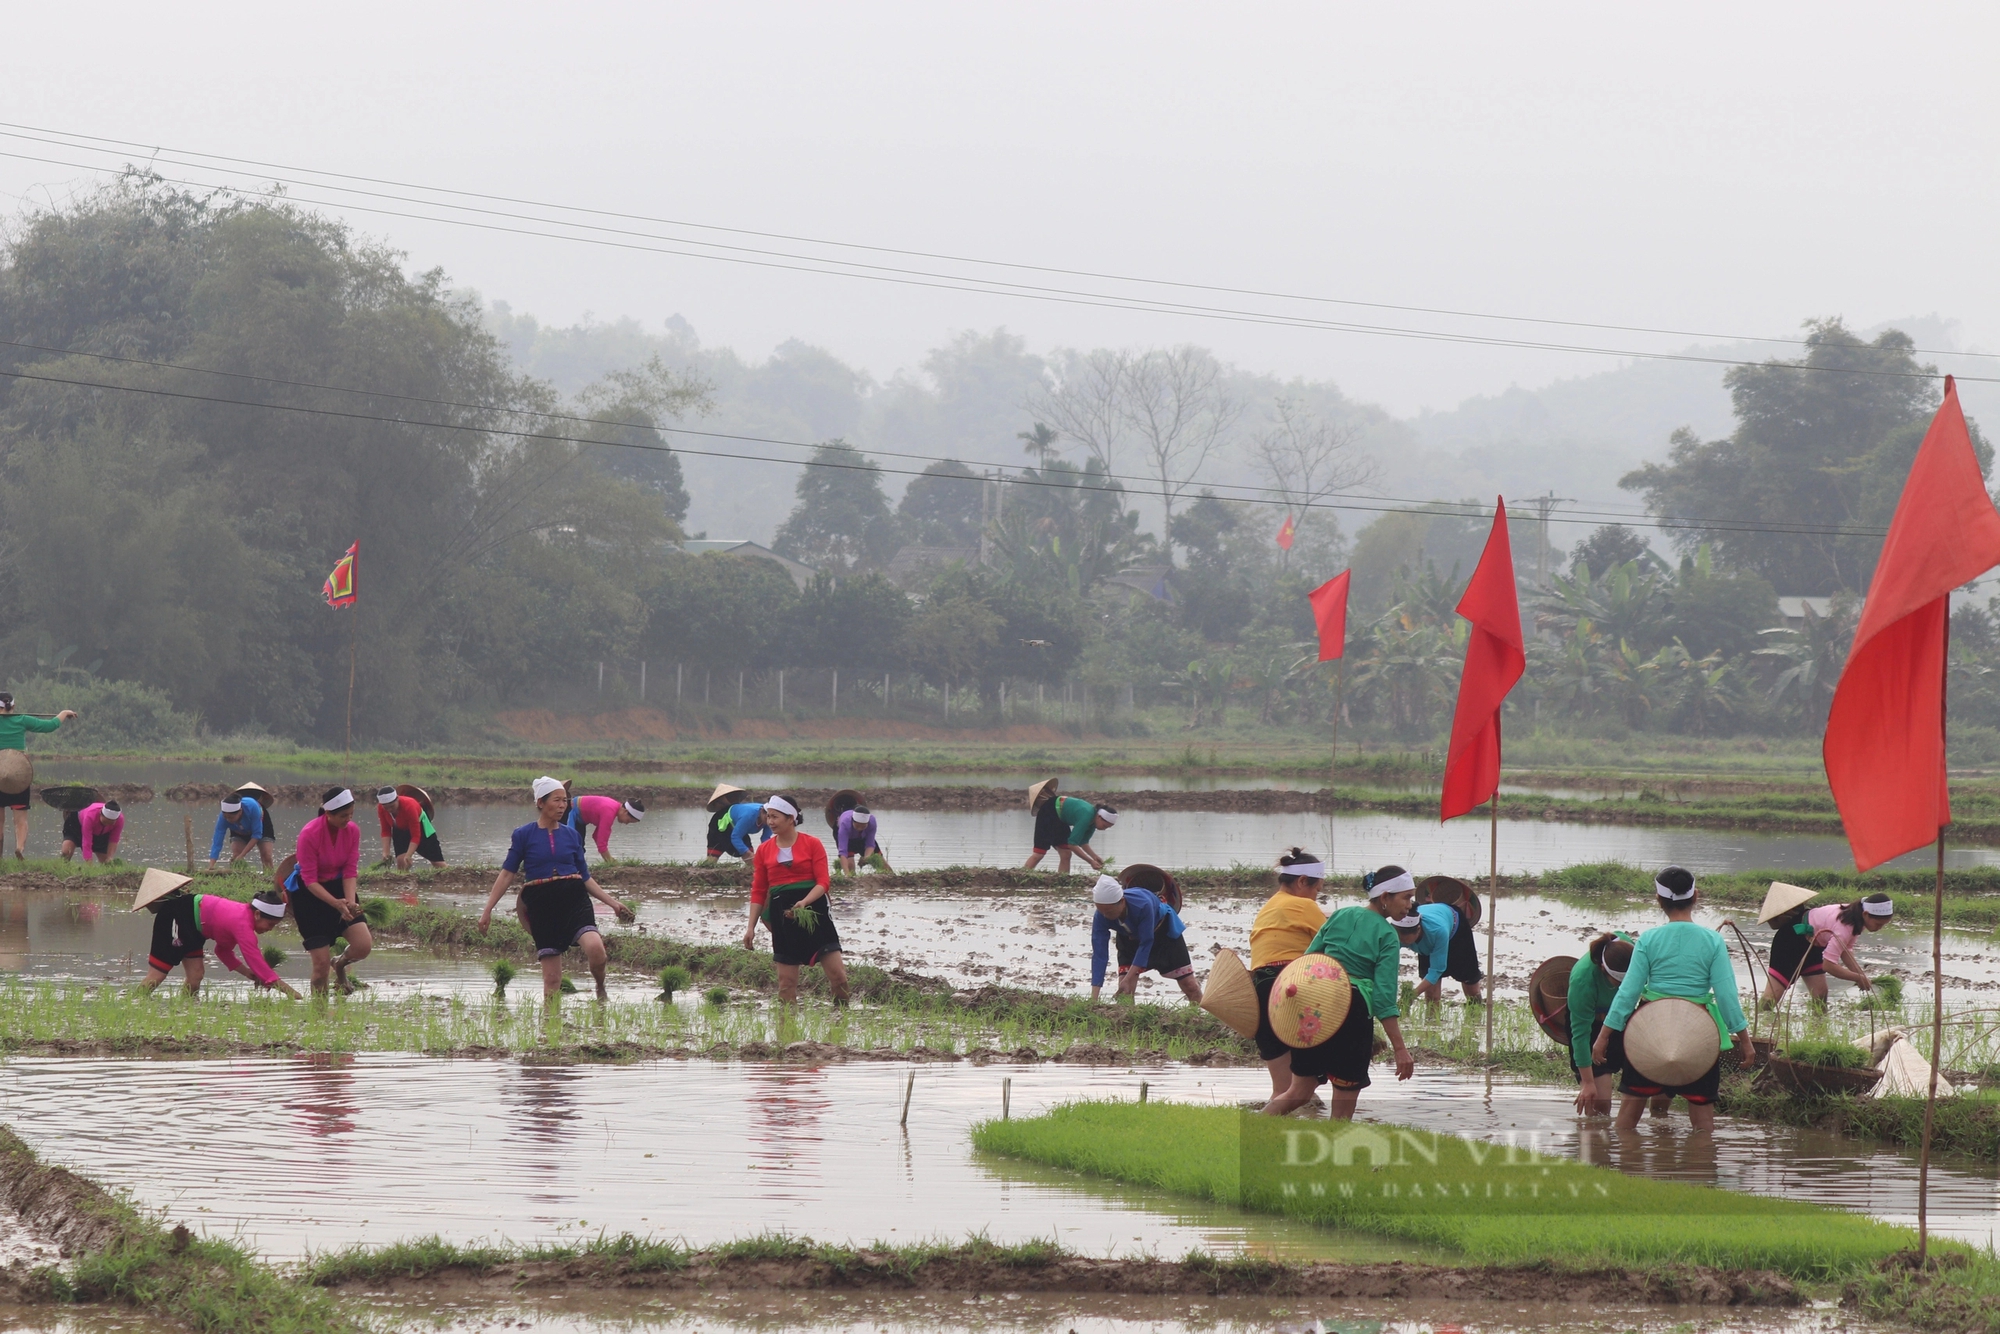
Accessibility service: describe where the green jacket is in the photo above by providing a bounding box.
[0,713,60,752]
[1304,906,1401,1019]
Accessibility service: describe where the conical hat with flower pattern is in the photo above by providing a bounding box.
[1270,953,1353,1049]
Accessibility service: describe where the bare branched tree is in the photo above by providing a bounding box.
[1120,346,1240,566]
[1251,397,1380,570]
[1028,348,1130,473]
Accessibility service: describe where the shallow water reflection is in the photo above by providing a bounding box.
[1,1058,1993,1263]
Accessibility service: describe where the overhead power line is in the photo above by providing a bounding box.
[0,359,1894,540]
[2,119,1995,367]
[0,133,1989,386]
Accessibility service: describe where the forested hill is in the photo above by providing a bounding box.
[488,301,1969,547]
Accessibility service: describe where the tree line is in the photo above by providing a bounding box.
[0,178,1988,749]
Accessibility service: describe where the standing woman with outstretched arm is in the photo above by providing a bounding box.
[0,693,76,859]
[479,776,634,1000]
[741,794,849,1005]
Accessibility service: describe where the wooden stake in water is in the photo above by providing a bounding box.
[183,810,194,875]
[1139,1081,1148,1104]
[900,1068,915,1127]
[1002,1076,1011,1120]
[1484,793,1498,1061]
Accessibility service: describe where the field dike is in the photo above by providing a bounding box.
[0,1125,358,1334]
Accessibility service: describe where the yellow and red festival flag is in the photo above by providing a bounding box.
[1275,512,1297,551]
[323,542,358,608]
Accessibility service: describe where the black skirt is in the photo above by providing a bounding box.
[1251,964,1290,1062]
[1114,928,1194,979]
[520,877,600,958]
[147,897,205,972]
[1608,1028,1723,1104]
[1416,904,1484,985]
[765,884,842,966]
[287,878,361,952]
[1285,989,1377,1091]
[1767,925,1826,986]
[1568,1015,1620,1079]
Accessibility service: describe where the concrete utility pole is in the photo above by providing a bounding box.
[1529,491,1573,588]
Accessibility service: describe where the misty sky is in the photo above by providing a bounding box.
[6,1,1998,421]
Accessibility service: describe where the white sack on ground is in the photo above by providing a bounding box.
[1872,1034,1958,1099]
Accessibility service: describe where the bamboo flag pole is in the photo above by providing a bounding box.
[1485,792,1498,1060]
[1330,658,1343,872]
[1919,602,1950,1266]
[344,614,357,774]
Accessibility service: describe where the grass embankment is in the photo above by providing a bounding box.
[0,1125,356,1334]
[973,1102,1915,1277]
[297,1230,1796,1307]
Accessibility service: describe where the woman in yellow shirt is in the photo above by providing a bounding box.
[1247,847,1329,1098]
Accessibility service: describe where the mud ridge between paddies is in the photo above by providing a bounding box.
[316,1246,1801,1307]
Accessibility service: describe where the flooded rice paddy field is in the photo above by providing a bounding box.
[7,873,2000,1009]
[21,761,1996,877]
[3,1057,1996,1263]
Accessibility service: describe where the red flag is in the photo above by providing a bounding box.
[1441,499,1525,821]
[1308,571,1350,661]
[1825,377,2000,870]
[323,541,358,608]
[1276,512,1297,551]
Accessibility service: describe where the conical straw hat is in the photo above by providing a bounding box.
[38,784,99,812]
[395,783,436,818]
[1027,777,1058,810]
[1623,997,1720,1086]
[1269,953,1353,1049]
[0,751,31,795]
[230,781,272,800]
[1757,881,1818,924]
[1417,874,1482,928]
[131,868,194,912]
[824,788,862,830]
[706,783,749,814]
[1199,948,1259,1039]
[1528,955,1578,1048]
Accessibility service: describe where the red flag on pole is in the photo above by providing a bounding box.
[1825,377,2000,870]
[1276,512,1297,551]
[1307,571,1350,661]
[323,542,358,609]
[1441,499,1525,821]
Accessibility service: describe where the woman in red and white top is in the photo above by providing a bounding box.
[739,793,849,1004]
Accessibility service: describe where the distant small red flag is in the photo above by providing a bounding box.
[1825,377,2000,870]
[1307,571,1350,661]
[323,541,358,608]
[1441,499,1525,822]
[1276,512,1297,551]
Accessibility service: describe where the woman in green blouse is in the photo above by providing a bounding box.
[1262,864,1417,1119]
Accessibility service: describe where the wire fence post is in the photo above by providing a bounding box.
[778,669,785,715]
[640,660,647,701]
[900,1069,915,1127]
[832,668,838,718]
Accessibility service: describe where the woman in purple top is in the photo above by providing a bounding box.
[478,777,634,1000]
[282,788,374,994]
[833,805,890,875]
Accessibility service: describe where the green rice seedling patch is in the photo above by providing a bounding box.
[972,1101,1925,1279]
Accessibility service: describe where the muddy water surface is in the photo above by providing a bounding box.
[8,874,1999,1010]
[385,1289,1874,1334]
[3,1059,1995,1262]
